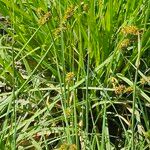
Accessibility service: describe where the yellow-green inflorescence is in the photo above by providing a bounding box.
[121,25,139,35]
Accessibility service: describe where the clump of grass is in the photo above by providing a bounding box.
[0,0,150,150]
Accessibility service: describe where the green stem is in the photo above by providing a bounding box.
[131,33,141,150]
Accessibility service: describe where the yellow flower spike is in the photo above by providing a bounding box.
[140,76,150,85]
[53,25,67,38]
[64,6,75,21]
[119,39,130,49]
[65,72,75,83]
[121,25,139,35]
[124,86,133,94]
[38,11,51,25]
[53,27,61,37]
[59,143,77,150]
[114,84,126,95]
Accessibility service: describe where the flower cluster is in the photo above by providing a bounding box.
[38,12,51,25]
[121,25,139,35]
[110,77,133,95]
[114,84,126,95]
[65,72,75,83]
[140,76,150,85]
[64,6,75,21]
[119,39,130,49]
[53,26,66,37]
[53,5,76,38]
[59,143,77,150]
[124,86,133,94]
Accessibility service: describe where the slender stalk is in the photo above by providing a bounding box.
[131,33,141,150]
[11,0,17,149]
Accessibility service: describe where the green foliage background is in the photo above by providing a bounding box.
[0,0,150,149]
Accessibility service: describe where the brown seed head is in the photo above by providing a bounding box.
[115,84,126,95]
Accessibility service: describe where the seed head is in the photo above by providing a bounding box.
[38,12,51,25]
[121,25,139,35]
[124,86,133,94]
[115,84,126,95]
[64,6,75,21]
[53,27,61,37]
[119,39,130,49]
[59,143,77,150]
[65,72,75,83]
[140,76,150,85]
